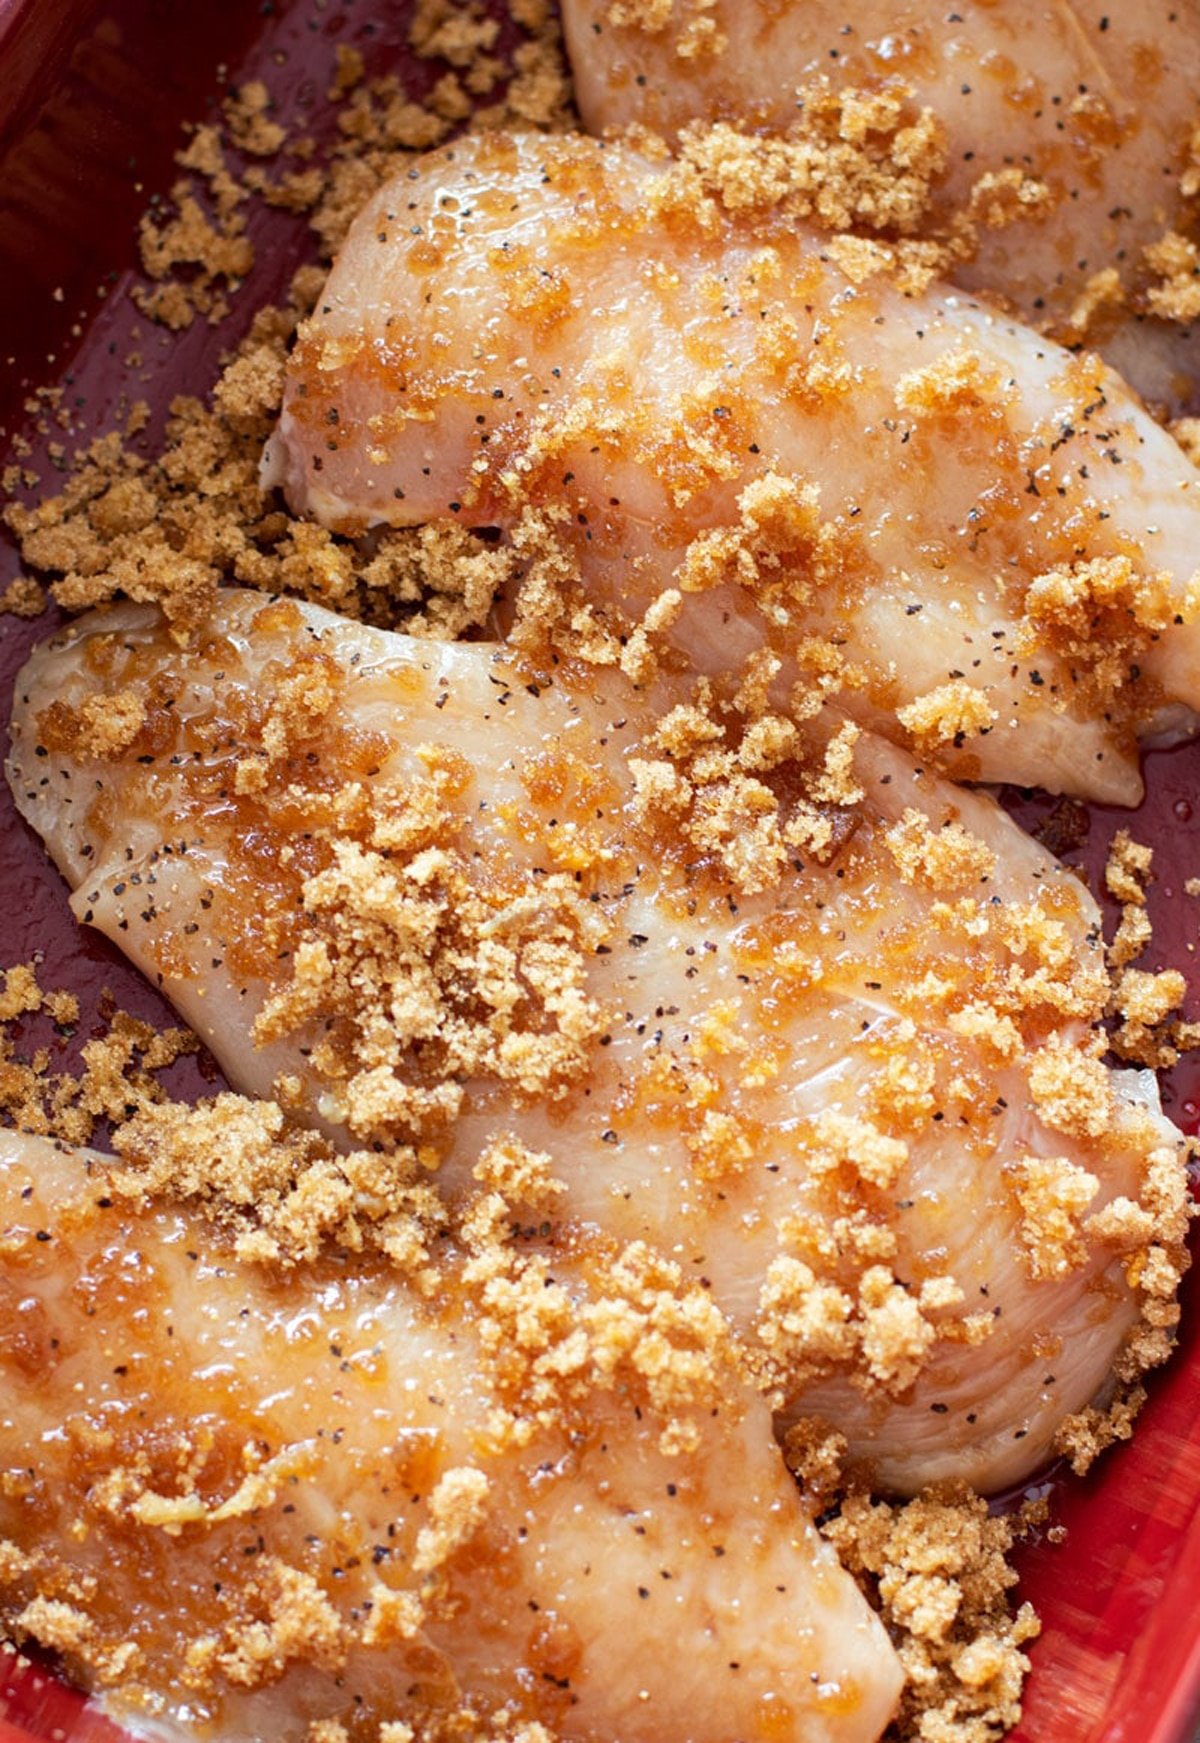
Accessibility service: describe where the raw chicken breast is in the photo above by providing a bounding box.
[560,0,1200,412]
[0,1127,902,1741]
[8,592,1189,1495]
[266,130,1200,804]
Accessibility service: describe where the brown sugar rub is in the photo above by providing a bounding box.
[0,16,1196,1743]
[2,278,525,647]
[0,961,196,1145]
[1102,830,1200,1071]
[8,598,1192,1519]
[0,1129,906,1742]
[2,2,575,635]
[4,623,1193,1743]
[558,0,1200,414]
[4,674,1191,1736]
[267,126,1200,806]
[787,1422,1042,1743]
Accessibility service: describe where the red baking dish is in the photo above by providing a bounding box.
[1,2,1200,1739]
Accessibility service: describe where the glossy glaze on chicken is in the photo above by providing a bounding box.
[7,594,1188,1505]
[0,1128,902,1741]
[267,129,1200,804]
[560,0,1200,413]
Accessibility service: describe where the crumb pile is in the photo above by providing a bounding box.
[0,6,1197,1743]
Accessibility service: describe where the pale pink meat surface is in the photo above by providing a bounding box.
[266,131,1200,804]
[0,1126,902,1742]
[7,592,1188,1498]
[560,0,1200,412]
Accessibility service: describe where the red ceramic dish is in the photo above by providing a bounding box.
[1,2,1199,1740]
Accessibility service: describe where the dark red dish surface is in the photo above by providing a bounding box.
[2,2,1200,1739]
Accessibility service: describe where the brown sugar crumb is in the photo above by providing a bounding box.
[223,81,289,158]
[214,1560,346,1688]
[965,167,1052,236]
[308,1724,352,1743]
[676,765,790,893]
[1105,829,1154,906]
[132,83,295,331]
[628,678,863,894]
[12,1595,95,1659]
[109,1094,444,1278]
[41,687,148,761]
[1026,1035,1113,1140]
[896,681,997,753]
[1109,902,1154,970]
[1170,417,1200,468]
[503,507,627,670]
[1104,829,1157,970]
[411,1467,491,1575]
[857,1266,958,1396]
[0,1542,36,1582]
[651,92,948,239]
[675,472,843,621]
[1144,230,1200,322]
[1053,1389,1146,1477]
[328,43,366,100]
[894,347,1014,418]
[410,0,501,82]
[806,718,863,806]
[604,0,674,30]
[990,899,1110,1031]
[473,1132,566,1213]
[360,1585,424,1650]
[619,75,1059,290]
[502,26,574,131]
[135,158,256,331]
[885,811,996,891]
[824,1487,1039,1743]
[252,776,609,1145]
[603,0,725,58]
[0,962,43,1023]
[1016,553,1197,713]
[356,521,517,640]
[780,1416,848,1511]
[0,963,195,1146]
[1110,966,1189,1067]
[752,1206,964,1403]
[1006,1154,1100,1282]
[808,1109,908,1191]
[1064,266,1125,337]
[43,989,80,1028]
[753,1257,855,1391]
[1052,1141,1194,1473]
[461,1212,736,1454]
[0,576,46,619]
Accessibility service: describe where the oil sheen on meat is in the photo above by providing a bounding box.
[8,593,1188,1499]
[559,0,1200,413]
[0,1128,902,1742]
[265,131,1200,805]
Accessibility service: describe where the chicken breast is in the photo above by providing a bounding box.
[0,1126,902,1742]
[559,0,1200,414]
[7,591,1189,1496]
[264,130,1200,805]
